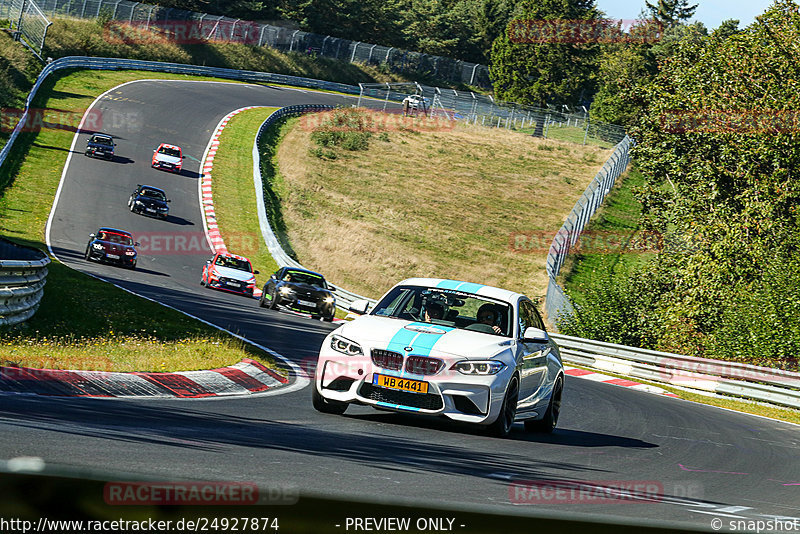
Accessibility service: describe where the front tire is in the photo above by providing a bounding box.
[312,379,348,415]
[268,286,278,309]
[84,247,92,261]
[487,376,519,438]
[525,376,562,433]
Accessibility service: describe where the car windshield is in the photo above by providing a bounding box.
[98,231,133,246]
[91,136,113,146]
[158,146,181,158]
[283,270,325,286]
[214,255,252,272]
[140,188,166,201]
[372,285,513,337]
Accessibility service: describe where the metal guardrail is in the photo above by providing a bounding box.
[544,135,632,326]
[252,106,375,312]
[552,333,800,409]
[0,238,50,326]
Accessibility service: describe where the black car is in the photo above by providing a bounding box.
[85,133,115,160]
[128,184,170,218]
[259,267,337,321]
[85,227,139,269]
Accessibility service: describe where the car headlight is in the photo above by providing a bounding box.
[125,250,136,256]
[451,360,506,375]
[92,243,103,250]
[330,335,362,356]
[323,296,335,304]
[246,277,256,286]
[158,206,168,211]
[135,200,144,205]
[279,286,293,295]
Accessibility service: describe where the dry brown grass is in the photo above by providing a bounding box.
[274,115,612,301]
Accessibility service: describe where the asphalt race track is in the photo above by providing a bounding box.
[2,79,799,531]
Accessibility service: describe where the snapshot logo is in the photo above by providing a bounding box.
[297,108,456,133]
[104,481,298,505]
[509,230,664,255]
[509,480,666,504]
[508,18,664,44]
[661,109,800,134]
[103,20,263,45]
[134,232,259,256]
[0,108,101,133]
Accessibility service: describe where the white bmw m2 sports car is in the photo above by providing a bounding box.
[312,278,564,437]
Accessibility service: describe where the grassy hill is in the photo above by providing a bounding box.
[270,111,614,303]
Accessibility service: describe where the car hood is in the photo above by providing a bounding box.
[135,196,168,208]
[336,315,511,359]
[211,265,254,282]
[154,153,181,164]
[88,142,113,149]
[288,282,331,294]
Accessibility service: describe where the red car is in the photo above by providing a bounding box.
[201,252,259,296]
[151,143,183,173]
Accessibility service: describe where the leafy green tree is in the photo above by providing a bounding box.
[489,0,602,107]
[570,0,800,366]
[644,0,697,27]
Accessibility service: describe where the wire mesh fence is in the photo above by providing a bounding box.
[357,82,627,146]
[2,0,52,59]
[1,0,492,87]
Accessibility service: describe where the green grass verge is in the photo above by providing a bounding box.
[0,68,290,374]
[559,166,650,306]
[206,107,281,284]
[210,109,347,320]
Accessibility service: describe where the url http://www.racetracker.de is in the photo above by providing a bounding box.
[0,517,281,532]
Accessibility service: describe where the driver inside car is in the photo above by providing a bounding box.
[423,301,444,322]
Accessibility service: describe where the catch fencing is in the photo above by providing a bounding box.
[358,82,626,146]
[0,238,49,326]
[252,105,373,312]
[544,135,632,325]
[3,0,52,59]
[0,0,491,87]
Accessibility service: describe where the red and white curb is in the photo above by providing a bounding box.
[564,366,680,398]
[0,359,288,398]
[199,106,265,298]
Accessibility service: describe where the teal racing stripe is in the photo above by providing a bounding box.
[454,281,485,294]
[435,280,486,294]
[436,280,462,290]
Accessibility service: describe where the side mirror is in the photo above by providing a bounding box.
[270,274,276,279]
[182,156,186,159]
[153,149,156,152]
[89,233,96,238]
[348,299,370,315]
[134,242,141,247]
[328,285,337,291]
[522,327,549,344]
[206,260,211,264]
[167,199,171,203]
[253,270,260,275]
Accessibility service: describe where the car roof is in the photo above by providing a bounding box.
[282,266,324,277]
[393,278,522,304]
[97,227,133,237]
[158,143,181,150]
[91,133,113,139]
